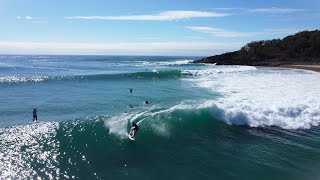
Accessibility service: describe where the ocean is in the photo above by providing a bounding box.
[1,55,320,179]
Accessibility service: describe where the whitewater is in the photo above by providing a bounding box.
[1,55,320,179]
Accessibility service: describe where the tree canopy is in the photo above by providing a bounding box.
[194,30,320,66]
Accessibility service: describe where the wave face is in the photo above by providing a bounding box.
[0,66,256,83]
[1,103,320,179]
[0,70,184,83]
[1,106,218,179]
[0,55,193,83]
[2,55,320,179]
[187,67,320,129]
[1,55,319,130]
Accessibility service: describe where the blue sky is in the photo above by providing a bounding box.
[0,0,319,55]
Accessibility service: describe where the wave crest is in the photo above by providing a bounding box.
[206,101,320,129]
[182,66,257,76]
[0,70,185,83]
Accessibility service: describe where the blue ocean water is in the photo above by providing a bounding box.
[1,55,320,179]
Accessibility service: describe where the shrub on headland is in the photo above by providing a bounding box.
[194,30,320,66]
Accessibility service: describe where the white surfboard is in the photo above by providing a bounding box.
[128,134,135,141]
[128,129,136,140]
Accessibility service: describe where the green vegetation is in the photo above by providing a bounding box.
[194,30,320,66]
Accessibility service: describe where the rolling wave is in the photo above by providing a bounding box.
[0,65,259,84]
[1,99,319,179]
[0,70,184,83]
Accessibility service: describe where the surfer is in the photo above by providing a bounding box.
[32,108,37,122]
[129,122,139,138]
[129,88,132,93]
[145,100,149,105]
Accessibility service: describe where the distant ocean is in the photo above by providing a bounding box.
[1,55,320,179]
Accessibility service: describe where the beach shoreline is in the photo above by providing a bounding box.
[281,65,320,73]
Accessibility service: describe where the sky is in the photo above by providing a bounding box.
[0,0,319,56]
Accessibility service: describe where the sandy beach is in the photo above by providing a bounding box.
[282,65,320,73]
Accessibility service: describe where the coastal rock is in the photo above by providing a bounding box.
[194,30,320,66]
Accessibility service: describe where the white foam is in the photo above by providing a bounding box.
[0,76,48,83]
[104,114,131,138]
[104,110,152,138]
[104,104,186,138]
[182,65,256,76]
[191,67,320,129]
[156,60,191,65]
[132,59,191,67]
[152,69,159,74]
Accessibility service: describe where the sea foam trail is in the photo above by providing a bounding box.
[132,59,192,66]
[103,96,320,141]
[188,66,320,129]
[103,104,188,138]
[182,65,257,76]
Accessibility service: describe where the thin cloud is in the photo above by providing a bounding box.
[16,16,34,20]
[210,7,246,11]
[210,7,304,14]
[186,26,258,38]
[0,41,244,56]
[16,16,47,23]
[185,36,204,39]
[65,11,229,21]
[186,26,303,38]
[248,7,304,14]
[136,37,161,40]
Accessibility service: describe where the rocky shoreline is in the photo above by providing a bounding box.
[193,30,320,71]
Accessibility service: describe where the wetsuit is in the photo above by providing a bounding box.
[130,123,139,137]
[33,109,37,121]
[132,124,139,131]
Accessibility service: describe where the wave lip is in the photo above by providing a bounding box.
[0,76,49,83]
[207,101,320,129]
[0,70,185,84]
[156,60,191,66]
[182,66,257,76]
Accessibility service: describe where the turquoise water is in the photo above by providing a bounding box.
[1,55,320,179]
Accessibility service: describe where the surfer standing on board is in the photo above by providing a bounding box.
[130,122,139,138]
[32,108,38,122]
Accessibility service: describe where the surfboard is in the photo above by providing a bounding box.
[128,129,136,140]
[128,134,135,141]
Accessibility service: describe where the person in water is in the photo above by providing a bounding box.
[130,122,139,137]
[145,100,149,105]
[129,88,132,93]
[32,108,37,122]
[129,104,133,109]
